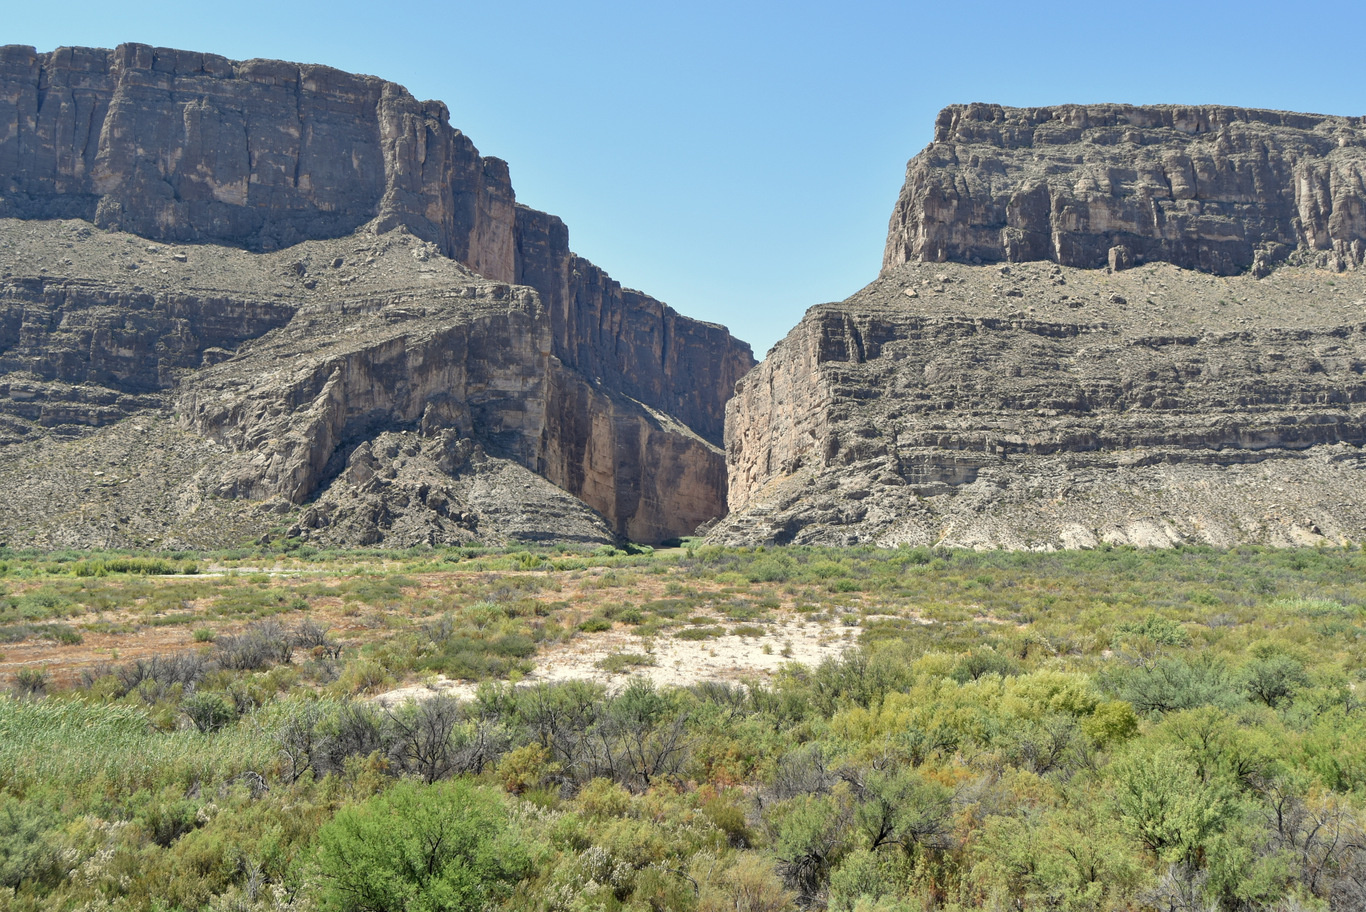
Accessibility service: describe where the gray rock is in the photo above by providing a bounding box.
[714,258,1366,549]
[883,104,1366,276]
[0,43,755,547]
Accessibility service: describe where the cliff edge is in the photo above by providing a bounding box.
[0,44,754,548]
[714,104,1366,549]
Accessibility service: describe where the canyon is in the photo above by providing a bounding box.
[0,44,752,549]
[4,57,1365,553]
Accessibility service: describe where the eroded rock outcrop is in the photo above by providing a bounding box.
[883,104,1366,277]
[0,44,754,548]
[0,43,754,448]
[717,102,1366,549]
[715,260,1366,548]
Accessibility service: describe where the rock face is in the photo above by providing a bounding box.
[0,43,753,447]
[716,103,1366,550]
[883,104,1366,277]
[0,44,755,549]
[0,43,515,267]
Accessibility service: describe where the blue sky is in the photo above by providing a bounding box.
[9,1,1366,355]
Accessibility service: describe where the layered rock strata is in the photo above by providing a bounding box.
[0,44,754,548]
[0,43,753,447]
[715,258,1366,549]
[717,103,1366,549]
[883,104,1366,277]
[0,221,727,547]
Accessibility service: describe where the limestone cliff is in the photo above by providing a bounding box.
[0,44,755,548]
[0,43,754,448]
[717,103,1366,549]
[883,104,1366,277]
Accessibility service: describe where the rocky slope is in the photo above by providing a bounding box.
[714,104,1366,549]
[0,44,753,549]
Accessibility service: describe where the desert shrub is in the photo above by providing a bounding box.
[1114,615,1192,648]
[385,695,507,783]
[0,622,87,646]
[110,652,210,697]
[293,618,343,658]
[950,648,1022,683]
[596,652,656,674]
[2,589,75,622]
[182,692,237,733]
[766,789,855,902]
[1110,745,1238,866]
[746,557,794,583]
[701,854,794,912]
[313,779,529,912]
[0,794,63,890]
[1241,652,1310,708]
[13,667,47,697]
[498,743,560,794]
[676,626,725,641]
[214,620,293,671]
[1103,653,1240,716]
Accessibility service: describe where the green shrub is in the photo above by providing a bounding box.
[0,794,63,890]
[1241,653,1309,708]
[181,692,237,733]
[13,667,46,697]
[1113,615,1191,648]
[595,653,656,674]
[313,779,529,912]
[675,626,725,641]
[1104,653,1239,716]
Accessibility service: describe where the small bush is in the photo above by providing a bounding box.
[13,667,47,697]
[1114,615,1191,648]
[676,626,725,641]
[314,779,529,912]
[181,692,236,733]
[595,653,656,674]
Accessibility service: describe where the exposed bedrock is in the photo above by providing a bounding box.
[0,43,754,447]
[713,260,1366,549]
[0,44,753,546]
[175,268,727,543]
[716,103,1366,550]
[883,103,1366,276]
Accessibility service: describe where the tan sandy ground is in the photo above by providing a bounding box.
[375,609,868,705]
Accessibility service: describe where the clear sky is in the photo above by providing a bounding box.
[8,1,1366,355]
